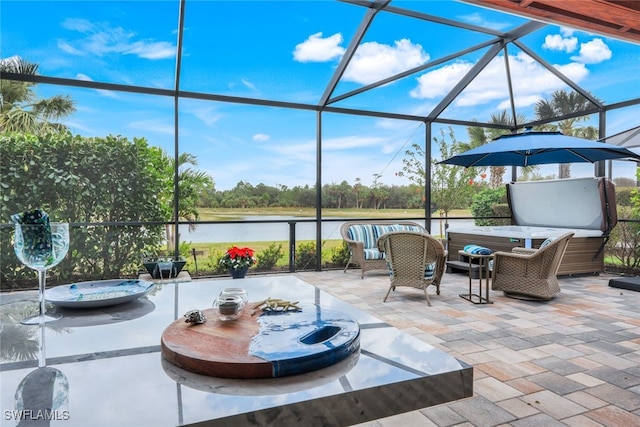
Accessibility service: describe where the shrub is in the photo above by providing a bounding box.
[616,187,635,207]
[330,241,351,267]
[491,203,512,226]
[1,132,171,289]
[471,187,507,226]
[207,249,230,274]
[296,241,317,270]
[256,242,284,270]
[606,206,640,270]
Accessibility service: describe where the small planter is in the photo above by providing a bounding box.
[143,257,186,279]
[229,266,249,279]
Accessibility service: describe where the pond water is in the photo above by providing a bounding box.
[178,216,475,244]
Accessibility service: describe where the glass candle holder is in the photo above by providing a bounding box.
[213,295,244,321]
[219,287,248,305]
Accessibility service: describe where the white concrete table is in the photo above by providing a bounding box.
[0,275,472,426]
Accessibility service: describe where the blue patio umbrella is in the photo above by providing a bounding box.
[439,131,640,167]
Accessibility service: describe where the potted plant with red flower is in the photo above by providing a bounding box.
[220,246,256,279]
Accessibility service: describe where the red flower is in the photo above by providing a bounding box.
[468,179,474,185]
[227,246,255,259]
[221,246,256,269]
[480,173,487,179]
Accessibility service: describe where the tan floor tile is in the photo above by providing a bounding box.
[521,390,587,419]
[518,347,555,360]
[509,326,554,337]
[505,378,546,395]
[473,377,523,401]
[562,414,606,427]
[586,352,637,369]
[570,356,603,370]
[585,405,640,426]
[505,318,541,328]
[466,321,499,333]
[564,390,608,410]
[355,410,437,427]
[619,341,640,351]
[535,343,584,359]
[484,347,532,363]
[496,397,540,418]
[458,350,497,364]
[477,361,546,382]
[566,372,606,388]
[570,343,602,356]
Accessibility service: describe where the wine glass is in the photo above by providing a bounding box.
[13,223,69,325]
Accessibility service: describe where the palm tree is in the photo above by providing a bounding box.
[165,152,214,253]
[0,56,76,133]
[534,89,599,179]
[464,111,528,188]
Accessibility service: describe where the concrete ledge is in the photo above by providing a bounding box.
[138,270,192,283]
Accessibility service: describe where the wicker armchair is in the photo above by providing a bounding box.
[491,232,574,300]
[376,231,446,306]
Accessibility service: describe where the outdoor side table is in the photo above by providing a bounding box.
[458,250,494,304]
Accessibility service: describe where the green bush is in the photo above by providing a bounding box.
[330,241,350,267]
[616,187,635,207]
[296,241,317,270]
[206,248,230,274]
[605,206,640,269]
[471,187,507,226]
[491,203,512,225]
[0,132,171,289]
[256,242,284,270]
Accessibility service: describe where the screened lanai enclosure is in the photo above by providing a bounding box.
[2,0,640,287]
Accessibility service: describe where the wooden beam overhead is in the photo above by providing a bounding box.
[465,0,640,44]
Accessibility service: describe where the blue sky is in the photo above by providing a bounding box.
[2,0,640,190]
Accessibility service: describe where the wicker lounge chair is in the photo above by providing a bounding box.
[376,231,446,306]
[491,232,574,300]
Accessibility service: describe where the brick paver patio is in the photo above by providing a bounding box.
[295,268,640,426]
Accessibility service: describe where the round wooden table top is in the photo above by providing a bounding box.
[161,304,360,379]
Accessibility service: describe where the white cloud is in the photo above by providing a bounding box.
[58,40,86,56]
[74,73,118,98]
[570,38,612,64]
[58,18,175,60]
[321,135,385,150]
[410,52,589,109]
[129,118,174,135]
[458,12,512,31]
[342,39,429,85]
[190,106,223,127]
[293,32,345,62]
[410,61,472,99]
[241,78,257,91]
[543,34,577,53]
[496,95,541,110]
[560,27,575,37]
[253,133,270,142]
[125,41,175,60]
[266,135,384,163]
[553,61,589,78]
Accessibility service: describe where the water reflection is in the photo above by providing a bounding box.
[161,351,359,396]
[1,298,155,364]
[14,366,70,426]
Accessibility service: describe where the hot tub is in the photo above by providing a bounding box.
[447,177,616,275]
